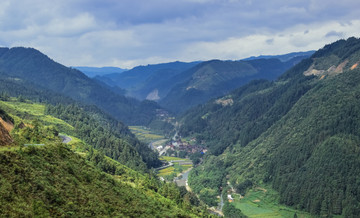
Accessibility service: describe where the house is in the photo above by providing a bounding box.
[227,194,234,202]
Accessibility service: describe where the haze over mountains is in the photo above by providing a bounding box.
[74,66,127,78]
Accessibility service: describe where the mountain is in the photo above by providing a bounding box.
[159,56,310,114]
[0,69,161,170]
[180,37,360,216]
[243,50,315,62]
[74,66,127,78]
[95,61,200,99]
[95,52,312,114]
[0,47,160,125]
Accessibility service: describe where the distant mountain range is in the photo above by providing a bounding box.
[96,52,313,114]
[74,66,127,78]
[243,50,315,62]
[95,61,200,100]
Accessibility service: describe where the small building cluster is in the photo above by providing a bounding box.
[156,138,207,156]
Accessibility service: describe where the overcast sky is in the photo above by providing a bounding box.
[1,0,360,68]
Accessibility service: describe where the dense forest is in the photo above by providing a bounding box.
[181,37,360,216]
[45,104,161,171]
[0,143,209,217]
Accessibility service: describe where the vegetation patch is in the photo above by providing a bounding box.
[129,126,164,143]
[159,156,189,162]
[231,187,311,218]
[157,156,193,181]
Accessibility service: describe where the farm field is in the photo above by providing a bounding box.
[157,156,193,179]
[129,126,164,143]
[231,187,313,218]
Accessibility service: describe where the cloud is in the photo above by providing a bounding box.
[325,31,344,38]
[0,0,360,68]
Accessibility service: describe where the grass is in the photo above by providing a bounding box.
[0,99,83,151]
[129,126,164,143]
[159,156,189,162]
[158,167,175,176]
[2,100,45,115]
[0,100,74,133]
[231,186,312,218]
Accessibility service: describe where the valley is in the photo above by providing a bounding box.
[129,123,312,218]
[1,37,360,217]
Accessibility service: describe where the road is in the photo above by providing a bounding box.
[174,167,192,187]
[59,135,72,144]
[155,162,174,170]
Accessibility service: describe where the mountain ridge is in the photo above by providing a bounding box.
[159,56,310,113]
[0,47,161,125]
[181,37,360,216]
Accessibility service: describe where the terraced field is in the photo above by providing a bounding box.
[129,126,164,143]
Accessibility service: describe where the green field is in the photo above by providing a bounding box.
[157,156,193,179]
[159,156,189,161]
[0,99,88,152]
[129,126,164,143]
[231,187,312,218]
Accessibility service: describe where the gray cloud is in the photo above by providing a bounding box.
[0,0,360,68]
[325,31,344,38]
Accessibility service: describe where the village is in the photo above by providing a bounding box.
[155,136,208,157]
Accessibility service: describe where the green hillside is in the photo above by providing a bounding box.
[0,143,209,217]
[0,99,210,217]
[0,47,160,125]
[181,37,360,217]
[160,57,309,114]
[0,98,161,171]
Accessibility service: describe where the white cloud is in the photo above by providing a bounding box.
[176,20,360,62]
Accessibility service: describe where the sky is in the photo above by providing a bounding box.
[1,0,360,69]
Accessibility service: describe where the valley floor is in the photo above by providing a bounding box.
[229,187,312,218]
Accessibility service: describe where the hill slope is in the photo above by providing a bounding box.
[0,108,13,145]
[181,37,360,216]
[0,47,160,125]
[160,56,309,114]
[0,143,205,217]
[0,99,209,217]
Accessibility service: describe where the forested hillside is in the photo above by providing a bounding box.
[45,104,161,171]
[160,56,310,114]
[0,140,206,217]
[0,47,160,125]
[0,98,209,217]
[181,37,360,216]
